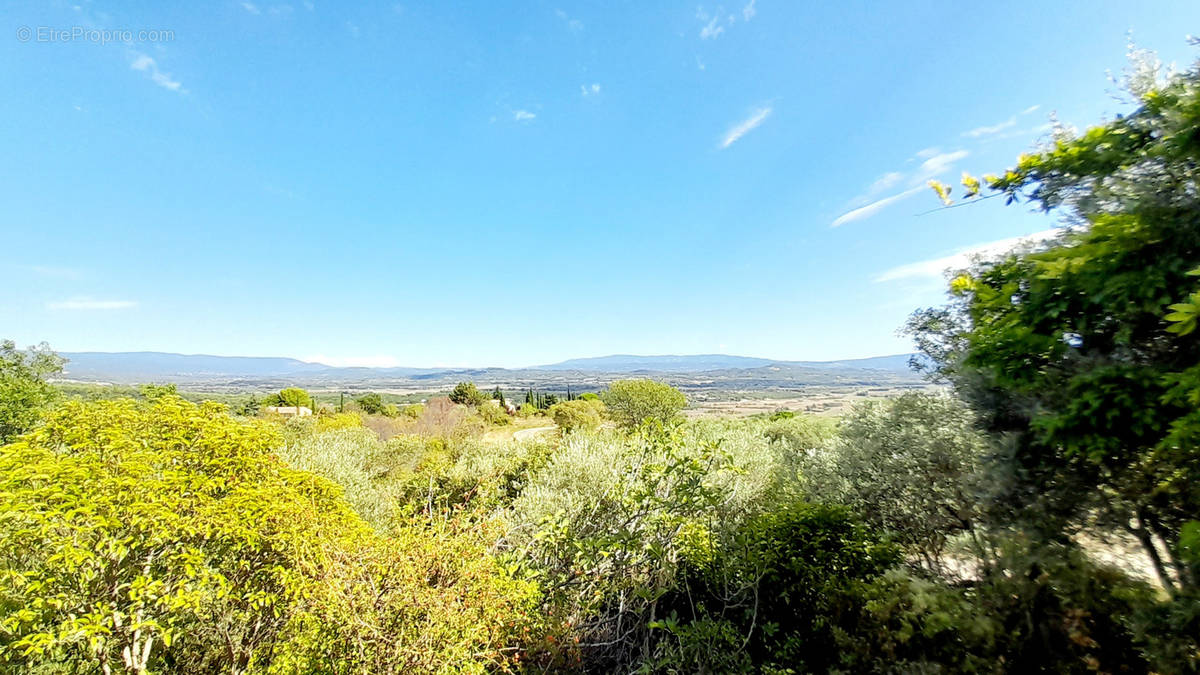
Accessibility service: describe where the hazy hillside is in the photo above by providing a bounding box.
[60,352,330,381]
[535,353,918,373]
[55,351,922,389]
[534,354,778,372]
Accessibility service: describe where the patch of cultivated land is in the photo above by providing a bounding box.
[685,384,942,417]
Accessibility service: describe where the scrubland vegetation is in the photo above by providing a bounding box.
[4,52,1200,674]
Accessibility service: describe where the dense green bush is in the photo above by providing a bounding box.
[650,503,901,673]
[600,379,687,430]
[476,400,511,426]
[0,397,537,673]
[804,393,987,572]
[276,425,398,528]
[549,398,605,433]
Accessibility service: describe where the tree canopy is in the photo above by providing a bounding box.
[448,381,488,407]
[910,55,1200,595]
[262,387,311,409]
[0,340,65,444]
[600,379,687,430]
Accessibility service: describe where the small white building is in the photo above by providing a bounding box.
[265,405,312,417]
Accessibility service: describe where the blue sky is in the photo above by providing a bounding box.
[3,2,1199,368]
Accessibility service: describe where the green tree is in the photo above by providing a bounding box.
[804,394,986,571]
[355,392,387,415]
[239,395,261,417]
[909,56,1200,595]
[549,399,606,433]
[138,383,178,401]
[0,340,65,444]
[264,387,312,409]
[449,382,487,407]
[600,379,687,430]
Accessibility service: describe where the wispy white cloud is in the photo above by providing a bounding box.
[513,109,536,122]
[963,117,1017,138]
[832,149,969,227]
[555,8,583,31]
[917,149,968,175]
[869,171,904,193]
[875,229,1062,282]
[696,3,751,38]
[962,105,1043,139]
[831,187,924,228]
[581,83,601,96]
[720,106,771,148]
[700,15,724,39]
[130,52,184,92]
[241,2,261,14]
[26,265,83,280]
[302,354,403,368]
[47,297,138,311]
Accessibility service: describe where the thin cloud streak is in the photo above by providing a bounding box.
[831,187,924,227]
[875,229,1062,282]
[963,117,1017,138]
[869,171,904,193]
[47,298,138,310]
[720,106,772,148]
[832,150,968,227]
[25,265,83,280]
[918,150,968,174]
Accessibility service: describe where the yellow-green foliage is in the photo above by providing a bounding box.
[549,399,605,433]
[315,411,362,432]
[0,397,358,672]
[476,401,511,426]
[268,514,539,675]
[276,425,398,528]
[0,397,537,673]
[601,379,687,430]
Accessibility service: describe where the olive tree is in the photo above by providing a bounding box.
[805,393,987,572]
[549,398,606,433]
[600,379,687,430]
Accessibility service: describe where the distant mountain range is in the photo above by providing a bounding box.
[532,353,917,373]
[56,350,923,389]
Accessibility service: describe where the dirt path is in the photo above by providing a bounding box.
[513,425,556,441]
